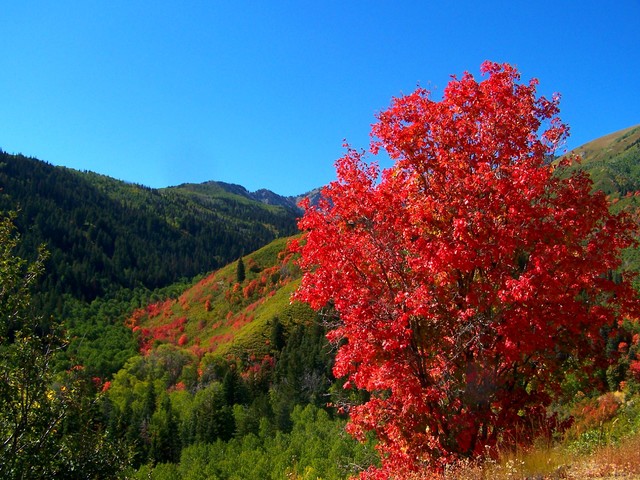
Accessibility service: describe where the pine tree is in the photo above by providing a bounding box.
[236,256,246,283]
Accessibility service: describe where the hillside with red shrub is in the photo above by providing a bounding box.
[125,235,315,359]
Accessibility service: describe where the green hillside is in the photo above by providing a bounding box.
[125,235,315,360]
[98,235,366,475]
[562,124,640,203]
[0,151,299,307]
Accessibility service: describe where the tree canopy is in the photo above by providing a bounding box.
[294,62,640,477]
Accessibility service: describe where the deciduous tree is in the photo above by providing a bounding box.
[0,212,129,478]
[293,62,640,477]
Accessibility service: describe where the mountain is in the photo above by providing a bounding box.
[122,124,640,378]
[0,151,301,305]
[174,180,305,212]
[562,124,640,202]
[97,124,640,476]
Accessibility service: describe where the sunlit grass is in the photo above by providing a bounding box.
[438,435,640,479]
[439,392,640,479]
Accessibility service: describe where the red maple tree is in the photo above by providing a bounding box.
[293,62,639,477]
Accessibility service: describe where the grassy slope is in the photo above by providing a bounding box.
[126,235,315,360]
[562,124,640,202]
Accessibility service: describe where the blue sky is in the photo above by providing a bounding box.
[1,1,639,196]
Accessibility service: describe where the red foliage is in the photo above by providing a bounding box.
[294,62,640,476]
[246,257,259,272]
[631,358,640,381]
[241,354,275,386]
[189,345,205,358]
[146,299,175,318]
[231,314,253,330]
[208,332,234,351]
[177,333,188,346]
[125,308,147,329]
[133,316,189,354]
[243,279,259,299]
[571,392,623,435]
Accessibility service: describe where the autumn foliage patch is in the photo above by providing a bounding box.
[294,62,640,477]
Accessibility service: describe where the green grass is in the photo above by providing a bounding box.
[127,234,312,359]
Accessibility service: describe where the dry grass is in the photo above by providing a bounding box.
[435,433,640,480]
[568,433,640,479]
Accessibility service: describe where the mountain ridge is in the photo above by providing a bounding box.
[0,151,301,305]
[568,124,640,162]
[167,180,313,214]
[561,124,640,201]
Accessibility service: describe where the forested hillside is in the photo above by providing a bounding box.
[0,151,300,311]
[90,233,379,477]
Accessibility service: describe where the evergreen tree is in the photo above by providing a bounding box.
[236,256,246,283]
[149,395,180,464]
[269,316,286,354]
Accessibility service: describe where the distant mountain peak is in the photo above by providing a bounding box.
[183,180,323,213]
